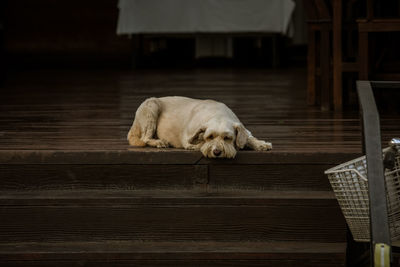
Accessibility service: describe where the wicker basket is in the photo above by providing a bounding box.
[325,148,400,243]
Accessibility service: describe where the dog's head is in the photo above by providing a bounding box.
[189,123,248,158]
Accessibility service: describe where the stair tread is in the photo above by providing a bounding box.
[0,190,336,205]
[0,241,346,260]
[0,149,359,165]
[0,189,335,199]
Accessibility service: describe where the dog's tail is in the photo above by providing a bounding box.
[127,121,146,147]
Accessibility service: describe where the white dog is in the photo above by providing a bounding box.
[127,96,272,158]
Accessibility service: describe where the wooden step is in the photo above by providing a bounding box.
[0,150,359,192]
[0,163,334,191]
[0,149,359,165]
[0,241,346,266]
[0,149,350,265]
[0,190,345,243]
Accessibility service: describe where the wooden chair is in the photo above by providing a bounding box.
[303,0,332,110]
[358,0,400,79]
[332,0,362,111]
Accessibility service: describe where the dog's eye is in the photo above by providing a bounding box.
[208,135,214,140]
[224,136,232,141]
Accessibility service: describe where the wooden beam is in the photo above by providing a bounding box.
[358,19,400,32]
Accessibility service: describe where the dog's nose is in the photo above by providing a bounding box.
[213,149,222,157]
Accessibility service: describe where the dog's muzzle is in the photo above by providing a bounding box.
[213,149,222,157]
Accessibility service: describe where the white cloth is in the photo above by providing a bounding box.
[117,0,295,35]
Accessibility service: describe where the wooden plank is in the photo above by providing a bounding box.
[0,150,202,164]
[198,152,360,165]
[0,241,346,261]
[0,165,208,191]
[0,260,346,267]
[358,19,400,32]
[1,69,398,161]
[0,150,360,165]
[0,204,345,243]
[0,68,368,155]
[0,190,337,206]
[209,164,334,191]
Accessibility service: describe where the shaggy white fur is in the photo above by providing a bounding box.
[127,96,272,158]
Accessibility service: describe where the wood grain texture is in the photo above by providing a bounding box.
[0,240,346,257]
[1,69,397,155]
[0,150,360,165]
[0,165,208,190]
[0,68,363,266]
[0,68,371,154]
[0,241,346,266]
[0,190,337,205]
[0,203,345,243]
[209,164,334,191]
[0,260,346,267]
[0,163,341,191]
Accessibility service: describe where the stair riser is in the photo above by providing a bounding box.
[0,164,333,191]
[0,204,345,243]
[209,164,332,190]
[0,165,207,191]
[0,259,345,267]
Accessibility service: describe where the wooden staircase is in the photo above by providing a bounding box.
[0,149,357,266]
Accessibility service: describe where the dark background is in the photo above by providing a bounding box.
[0,0,308,71]
[1,0,399,91]
[2,0,132,69]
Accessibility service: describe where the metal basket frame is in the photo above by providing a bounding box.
[325,148,400,243]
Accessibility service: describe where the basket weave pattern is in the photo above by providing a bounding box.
[325,149,400,243]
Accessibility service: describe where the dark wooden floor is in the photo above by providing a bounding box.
[1,67,399,266]
[2,67,397,155]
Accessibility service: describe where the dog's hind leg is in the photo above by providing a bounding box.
[127,98,169,148]
[127,120,146,146]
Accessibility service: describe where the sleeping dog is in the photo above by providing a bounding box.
[128,96,272,158]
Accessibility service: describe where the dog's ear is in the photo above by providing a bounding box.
[234,123,248,149]
[189,127,206,145]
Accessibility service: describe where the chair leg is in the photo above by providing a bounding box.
[359,32,369,80]
[320,29,331,111]
[333,0,343,110]
[307,29,317,106]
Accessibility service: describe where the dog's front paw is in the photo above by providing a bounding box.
[254,141,273,151]
[155,139,169,148]
[185,143,202,150]
[185,145,198,150]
